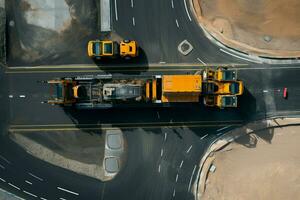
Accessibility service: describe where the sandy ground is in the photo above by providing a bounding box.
[193,0,300,57]
[202,123,300,200]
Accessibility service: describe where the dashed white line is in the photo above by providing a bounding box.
[175,19,179,28]
[172,188,176,197]
[217,132,223,136]
[114,0,118,21]
[179,160,184,168]
[263,90,268,93]
[200,134,208,140]
[8,183,20,190]
[0,177,6,182]
[183,0,192,21]
[0,164,5,169]
[159,61,166,64]
[19,95,26,98]
[28,172,44,181]
[160,148,164,157]
[186,145,193,153]
[197,57,206,65]
[57,187,79,196]
[158,164,161,173]
[171,0,174,8]
[131,0,134,7]
[175,174,179,182]
[59,198,66,200]
[23,190,37,198]
[164,132,168,141]
[219,48,260,63]
[188,165,197,191]
[0,155,11,164]
[9,95,13,98]
[25,180,32,185]
[132,17,135,26]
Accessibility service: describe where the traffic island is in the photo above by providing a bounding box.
[194,118,300,200]
[9,128,127,181]
[191,0,300,59]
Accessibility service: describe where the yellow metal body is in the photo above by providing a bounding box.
[120,41,138,57]
[87,40,114,58]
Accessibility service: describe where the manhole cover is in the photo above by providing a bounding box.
[178,40,193,56]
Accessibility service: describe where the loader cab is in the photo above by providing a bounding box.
[47,80,76,105]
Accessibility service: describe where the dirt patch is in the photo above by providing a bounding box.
[201,123,300,200]
[192,0,300,57]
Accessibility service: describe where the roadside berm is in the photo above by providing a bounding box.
[194,118,300,200]
[191,0,300,58]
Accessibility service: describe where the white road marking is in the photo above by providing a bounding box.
[9,95,13,98]
[175,19,179,28]
[160,148,164,157]
[57,187,79,196]
[220,48,261,63]
[114,0,118,21]
[131,0,134,7]
[40,197,47,200]
[0,155,11,164]
[179,160,184,168]
[200,134,208,140]
[158,164,161,173]
[183,0,192,21]
[164,132,167,141]
[8,183,20,190]
[0,177,6,182]
[197,57,206,65]
[59,198,66,200]
[159,61,166,64]
[132,17,135,26]
[157,111,160,119]
[28,172,44,181]
[0,164,5,169]
[23,190,37,198]
[175,174,179,182]
[172,188,176,197]
[217,125,231,132]
[186,145,193,153]
[188,165,197,191]
[217,132,223,136]
[19,95,26,98]
[263,90,268,93]
[25,180,32,185]
[171,0,174,8]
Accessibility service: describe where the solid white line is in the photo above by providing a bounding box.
[175,19,179,28]
[40,197,47,200]
[28,172,44,181]
[132,17,135,26]
[197,57,206,65]
[217,125,230,132]
[200,134,208,140]
[171,0,174,8]
[131,0,134,7]
[175,174,178,182]
[220,48,260,63]
[0,177,6,182]
[173,188,176,197]
[114,0,118,21]
[8,183,20,190]
[217,132,223,136]
[0,155,11,164]
[186,145,193,153]
[188,165,197,191]
[179,160,184,168]
[23,190,37,198]
[160,148,164,157]
[25,180,32,185]
[0,164,5,169]
[183,0,192,21]
[158,164,161,173]
[57,187,79,196]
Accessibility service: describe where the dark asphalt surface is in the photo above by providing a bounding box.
[1,0,300,200]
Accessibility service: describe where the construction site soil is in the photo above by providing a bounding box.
[192,0,300,58]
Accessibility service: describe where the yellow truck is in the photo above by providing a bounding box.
[87,39,138,59]
[42,68,244,109]
[203,67,237,81]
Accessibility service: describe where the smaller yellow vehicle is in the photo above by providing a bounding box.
[204,95,238,109]
[87,39,138,59]
[203,67,237,81]
[202,80,244,96]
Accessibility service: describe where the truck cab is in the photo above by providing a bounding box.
[202,81,243,95]
[204,95,238,108]
[203,67,237,81]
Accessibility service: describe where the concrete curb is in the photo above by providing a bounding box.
[193,117,300,200]
[189,0,300,64]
